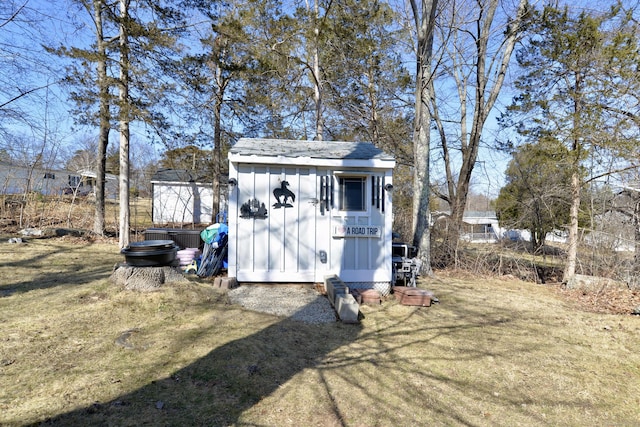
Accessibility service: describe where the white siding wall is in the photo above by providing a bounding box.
[0,164,117,198]
[233,165,316,282]
[152,182,213,224]
[229,164,393,285]
[0,165,79,196]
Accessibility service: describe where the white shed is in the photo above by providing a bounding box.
[151,169,214,225]
[227,138,396,294]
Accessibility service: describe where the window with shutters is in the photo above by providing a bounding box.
[338,176,366,211]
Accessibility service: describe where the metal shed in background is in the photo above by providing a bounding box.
[227,138,396,294]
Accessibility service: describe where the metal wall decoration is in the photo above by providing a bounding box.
[272,181,296,208]
[371,175,385,213]
[240,198,268,219]
[318,175,334,215]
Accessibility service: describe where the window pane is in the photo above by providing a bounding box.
[339,177,365,211]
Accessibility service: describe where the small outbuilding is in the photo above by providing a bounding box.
[227,138,395,294]
[151,169,214,225]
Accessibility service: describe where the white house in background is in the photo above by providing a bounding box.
[433,210,501,243]
[76,169,118,199]
[227,138,395,294]
[0,161,117,198]
[150,168,218,225]
[461,211,500,242]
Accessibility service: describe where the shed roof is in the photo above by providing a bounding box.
[229,138,395,168]
[151,168,209,184]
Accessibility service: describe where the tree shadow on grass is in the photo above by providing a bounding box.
[0,239,119,296]
[17,280,610,426]
[33,305,361,426]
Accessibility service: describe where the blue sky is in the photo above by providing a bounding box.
[1,0,634,198]
[0,0,164,169]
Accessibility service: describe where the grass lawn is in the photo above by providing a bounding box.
[1,238,639,426]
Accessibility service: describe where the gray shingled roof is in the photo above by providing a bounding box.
[230,138,394,161]
[151,168,208,183]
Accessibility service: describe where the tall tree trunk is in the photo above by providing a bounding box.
[563,70,584,283]
[312,0,323,141]
[445,131,481,260]
[118,0,130,249]
[410,0,438,275]
[94,0,108,236]
[563,169,580,282]
[368,69,380,144]
[633,196,640,280]
[212,61,223,220]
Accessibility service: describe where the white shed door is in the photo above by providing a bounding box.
[235,166,317,282]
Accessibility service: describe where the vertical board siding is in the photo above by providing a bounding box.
[232,162,392,284]
[236,165,317,281]
[237,165,256,273]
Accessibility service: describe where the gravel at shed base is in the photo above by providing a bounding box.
[228,285,338,324]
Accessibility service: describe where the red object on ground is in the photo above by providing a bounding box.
[351,289,382,305]
[392,286,433,307]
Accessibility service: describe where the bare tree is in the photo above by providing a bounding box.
[0,1,64,142]
[63,137,99,171]
[117,0,131,248]
[94,0,111,236]
[408,0,439,274]
[46,0,114,236]
[613,178,640,282]
[429,0,528,263]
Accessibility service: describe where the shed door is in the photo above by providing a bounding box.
[235,166,317,282]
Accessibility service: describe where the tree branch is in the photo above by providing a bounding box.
[0,1,27,29]
[0,81,60,109]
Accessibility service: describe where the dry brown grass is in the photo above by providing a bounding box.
[1,238,639,426]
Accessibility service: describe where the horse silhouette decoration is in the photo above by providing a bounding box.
[273,181,295,208]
